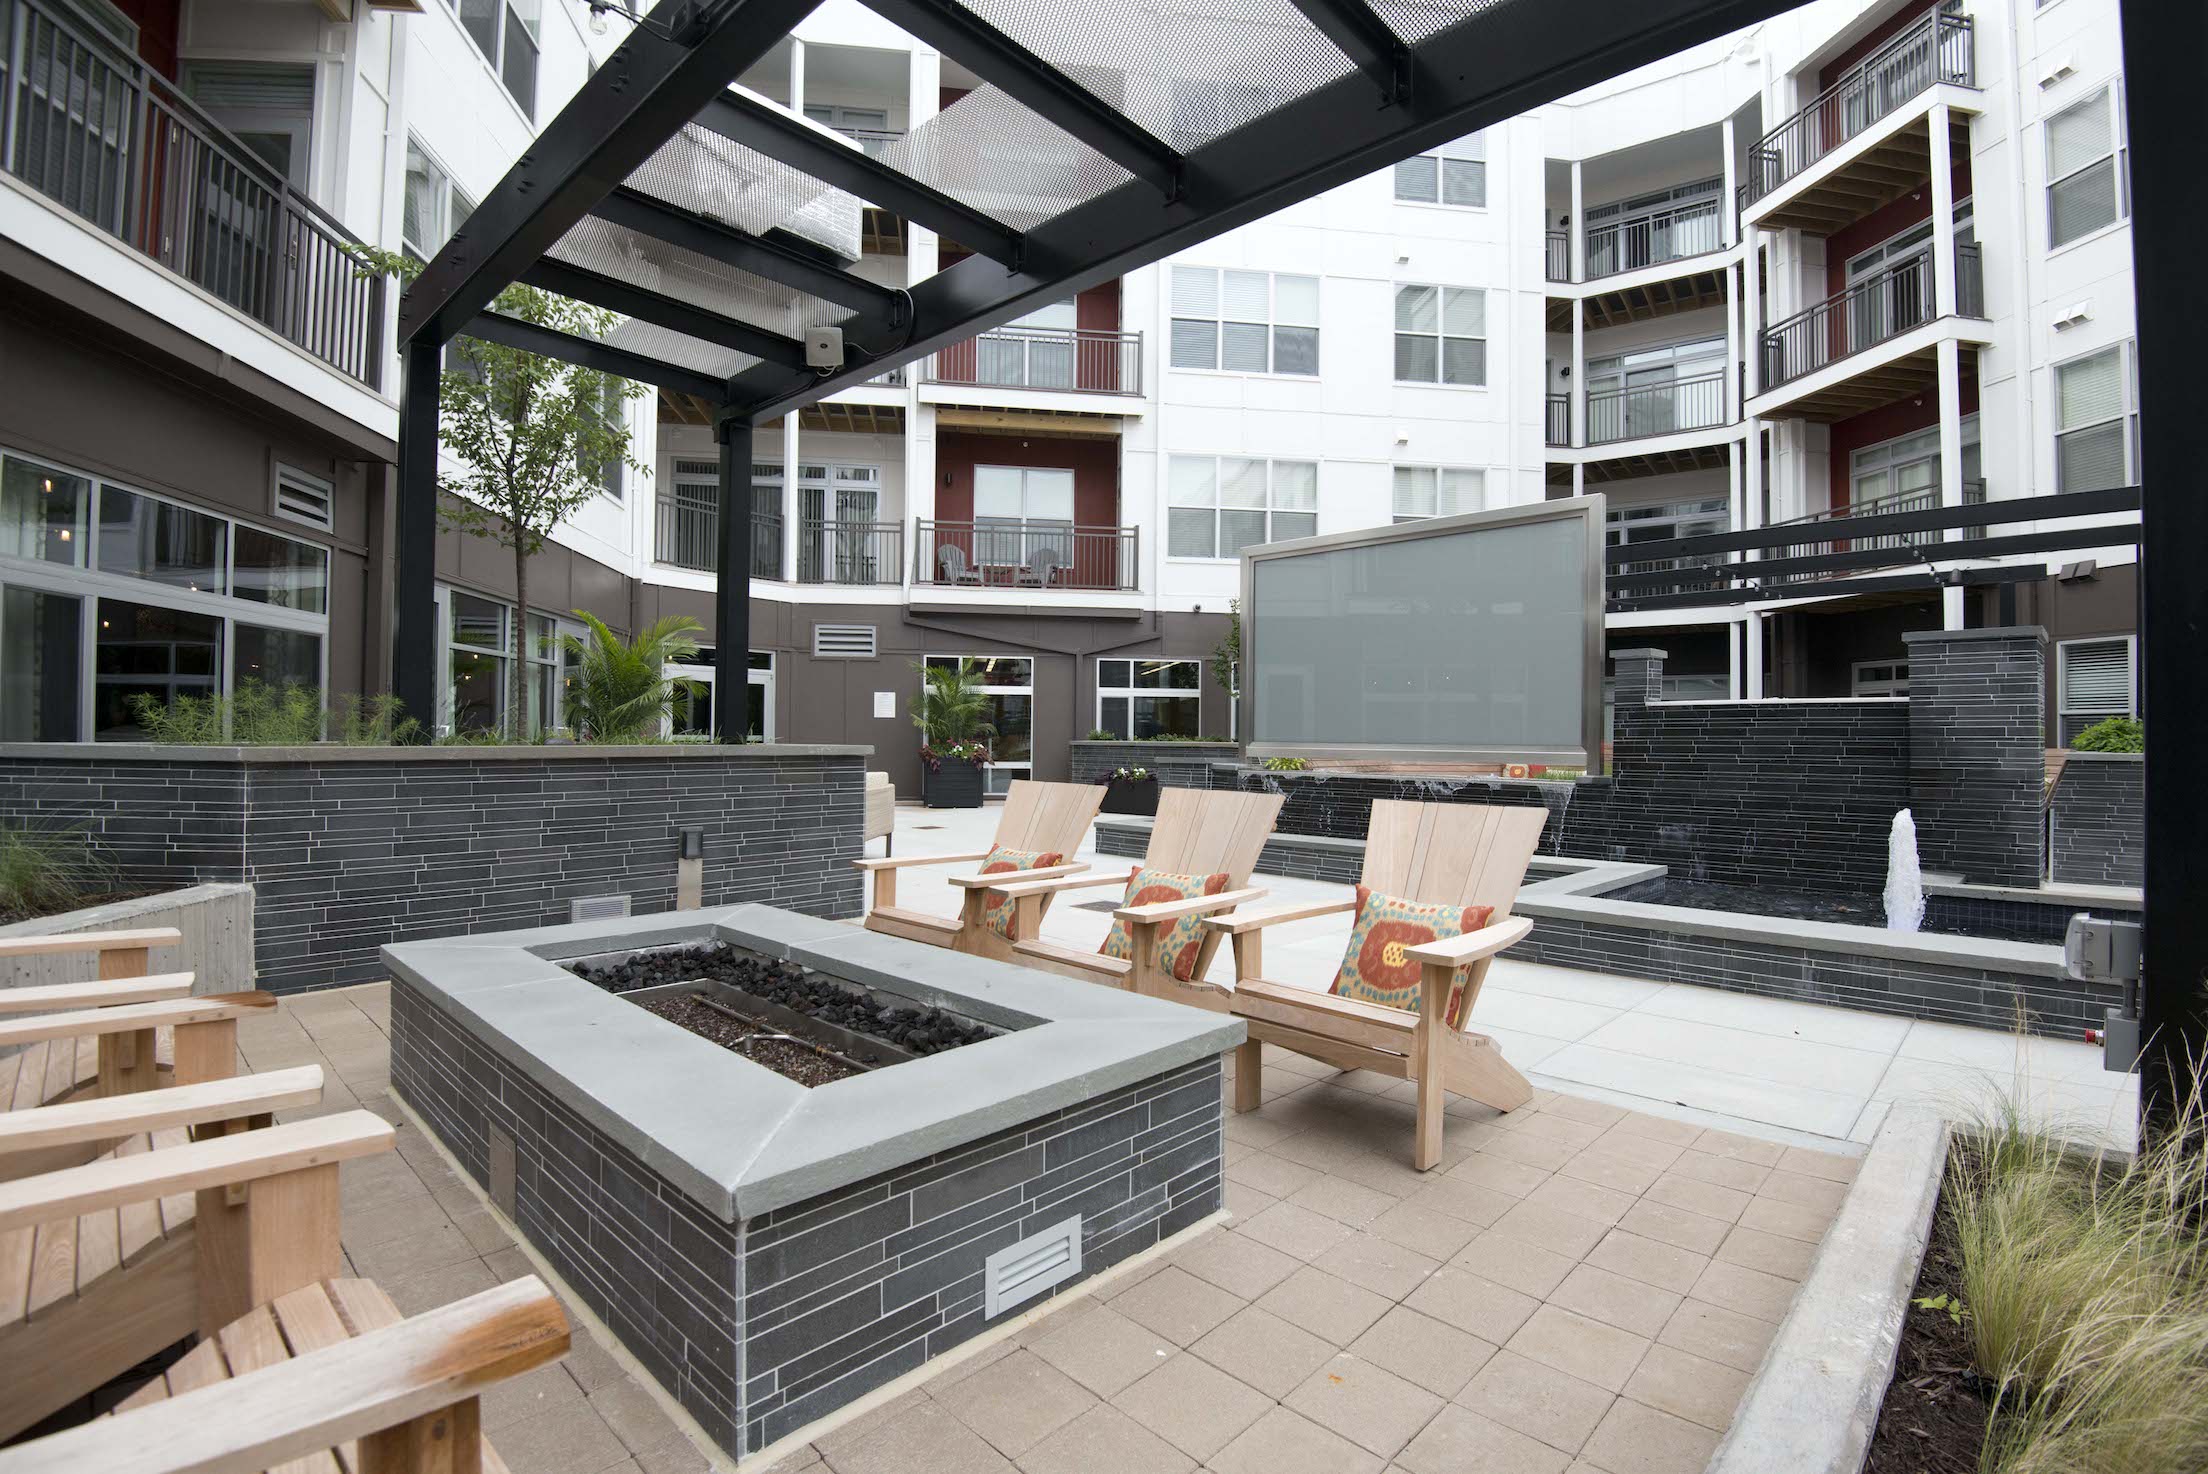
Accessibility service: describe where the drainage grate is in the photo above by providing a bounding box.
[984,1216,1083,1318]
[572,895,632,923]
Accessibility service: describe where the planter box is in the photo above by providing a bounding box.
[1099,778,1160,816]
[922,758,985,808]
[1068,742,1239,791]
[0,883,254,994]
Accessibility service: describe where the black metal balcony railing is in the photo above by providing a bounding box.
[914,520,1137,592]
[0,0,385,388]
[1545,394,1570,447]
[926,325,1141,396]
[1758,245,1983,391]
[1544,230,1569,282]
[798,519,902,586]
[653,497,782,579]
[1583,197,1724,279]
[1585,372,1729,445]
[833,125,902,159]
[1609,551,1728,600]
[1765,478,1988,566]
[1742,9,1974,208]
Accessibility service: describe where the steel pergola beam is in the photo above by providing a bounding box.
[589,188,905,323]
[460,312,730,402]
[1606,522,2146,592]
[520,259,810,369]
[1605,486,2143,564]
[1606,564,2042,614]
[1286,0,1412,101]
[698,93,1024,264]
[857,0,1184,198]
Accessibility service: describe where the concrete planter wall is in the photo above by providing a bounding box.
[0,883,254,993]
[0,743,868,995]
[1068,741,1238,790]
[2048,752,2144,888]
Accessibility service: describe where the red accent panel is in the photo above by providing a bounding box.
[1822,154,1974,298]
[936,431,1120,526]
[113,0,179,79]
[1825,366,1980,511]
[1818,0,1940,91]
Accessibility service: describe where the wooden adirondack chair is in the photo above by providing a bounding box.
[856,779,1104,961]
[999,787,1284,997]
[1203,801,1547,1171]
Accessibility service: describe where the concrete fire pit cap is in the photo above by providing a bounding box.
[383,904,1244,1221]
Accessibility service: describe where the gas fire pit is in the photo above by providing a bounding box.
[383,905,1239,1460]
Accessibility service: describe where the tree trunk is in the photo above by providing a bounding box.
[511,543,530,741]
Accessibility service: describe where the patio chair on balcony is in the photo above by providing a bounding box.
[991,788,1284,997]
[1014,546,1063,589]
[1200,800,1547,1170]
[936,545,985,586]
[856,780,1104,962]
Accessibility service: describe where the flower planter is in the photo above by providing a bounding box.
[1100,778,1159,816]
[922,757,985,808]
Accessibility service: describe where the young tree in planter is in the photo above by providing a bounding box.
[352,250,644,738]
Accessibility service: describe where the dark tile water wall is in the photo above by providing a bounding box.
[390,980,1223,1459]
[1069,742,1240,788]
[0,748,865,993]
[1905,628,2048,886]
[2047,753,2144,888]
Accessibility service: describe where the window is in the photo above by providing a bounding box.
[1391,467,1484,523]
[1584,336,1728,440]
[1393,285,1485,386]
[1,456,89,566]
[2045,85,2127,247]
[924,655,1034,794]
[972,465,1075,567]
[401,141,475,261]
[1849,417,1980,510]
[233,526,329,614]
[1096,659,1200,739]
[1167,457,1317,558]
[581,381,626,501]
[444,591,569,736]
[450,0,538,115]
[97,486,227,595]
[1393,133,1485,206]
[181,63,314,190]
[93,600,222,740]
[0,585,81,740]
[1852,661,1909,698]
[2057,636,2134,744]
[272,464,334,531]
[1169,267,1319,375]
[2054,344,2139,492]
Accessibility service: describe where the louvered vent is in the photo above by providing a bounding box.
[984,1216,1082,1319]
[273,464,335,530]
[571,894,632,923]
[813,623,878,659]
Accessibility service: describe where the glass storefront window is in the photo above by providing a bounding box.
[234,526,329,614]
[97,485,228,594]
[450,648,502,734]
[234,623,322,691]
[94,598,222,739]
[0,585,83,740]
[451,592,505,650]
[1,457,89,566]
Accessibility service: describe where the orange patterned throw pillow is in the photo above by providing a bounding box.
[977,845,1064,939]
[1099,866,1231,981]
[1329,885,1496,1028]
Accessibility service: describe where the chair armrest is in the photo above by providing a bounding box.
[1403,915,1534,968]
[994,868,1138,900]
[0,973,196,1013]
[0,990,277,1050]
[1201,897,1356,936]
[0,1277,569,1474]
[853,850,992,873]
[948,862,1090,889]
[0,927,181,961]
[1116,886,1267,925]
[0,1109,394,1234]
[0,1066,324,1157]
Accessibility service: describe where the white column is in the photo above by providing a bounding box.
[1720,117,1737,250]
[1729,616,1744,700]
[788,38,805,116]
[781,415,801,582]
[1570,305,1585,450]
[1928,101,1957,318]
[1723,259,1740,422]
[1572,462,1585,499]
[1936,335,1966,629]
[1744,611,1765,700]
[1744,418,1766,696]
[1569,160,1584,281]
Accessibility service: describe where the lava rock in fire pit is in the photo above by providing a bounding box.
[567,944,993,1057]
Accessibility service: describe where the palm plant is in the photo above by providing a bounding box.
[912,660,997,757]
[558,612,706,743]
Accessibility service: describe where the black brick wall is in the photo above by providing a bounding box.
[0,750,864,993]
[1069,742,1239,789]
[390,982,1222,1459]
[2048,754,2144,888]
[1905,629,2048,886]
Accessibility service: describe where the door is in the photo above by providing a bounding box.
[798,465,883,582]
[980,299,1077,388]
[972,466,1075,574]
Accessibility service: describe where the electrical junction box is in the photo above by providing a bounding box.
[805,326,844,368]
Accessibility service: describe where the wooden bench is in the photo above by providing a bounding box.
[0,1275,569,1474]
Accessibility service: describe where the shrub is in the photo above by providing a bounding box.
[2069,716,2143,753]
[0,820,114,922]
[127,684,423,745]
[1260,756,1309,772]
[1084,728,1117,741]
[1100,766,1154,784]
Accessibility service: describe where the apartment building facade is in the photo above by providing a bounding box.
[0,0,2141,789]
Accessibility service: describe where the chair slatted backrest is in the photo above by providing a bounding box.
[1359,800,1548,918]
[992,780,1106,859]
[1143,788,1286,886]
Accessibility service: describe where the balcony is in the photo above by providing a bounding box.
[654,496,784,578]
[1545,394,1569,448]
[1583,197,1724,280]
[798,519,902,586]
[914,520,1137,593]
[1,0,385,389]
[1758,243,1982,395]
[1741,9,1974,218]
[1585,372,1729,445]
[1765,479,1988,576]
[926,326,1141,397]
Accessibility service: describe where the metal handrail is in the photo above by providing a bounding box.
[1584,371,1729,444]
[1544,230,1569,282]
[925,324,1142,396]
[1583,196,1724,279]
[0,0,384,388]
[653,497,783,578]
[1545,394,1570,447]
[1761,479,1988,576]
[1742,10,1974,207]
[797,519,902,586]
[1760,250,1958,390]
[914,520,1138,592]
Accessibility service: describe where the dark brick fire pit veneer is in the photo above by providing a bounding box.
[384,905,1237,1459]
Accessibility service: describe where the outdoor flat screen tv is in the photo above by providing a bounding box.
[1239,497,1607,770]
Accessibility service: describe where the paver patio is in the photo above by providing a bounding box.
[227,799,2127,1472]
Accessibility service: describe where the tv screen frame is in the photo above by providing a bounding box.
[1236,496,1608,772]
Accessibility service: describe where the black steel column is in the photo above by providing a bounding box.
[713,414,753,743]
[2120,0,2207,1133]
[394,340,442,736]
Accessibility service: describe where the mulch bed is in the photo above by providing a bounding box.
[635,992,864,1088]
[1865,1180,1991,1474]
